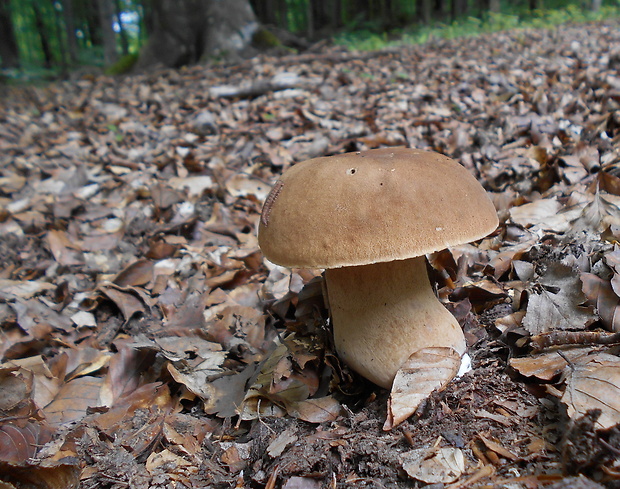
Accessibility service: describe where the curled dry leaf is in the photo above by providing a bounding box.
[0,462,80,489]
[606,246,620,297]
[98,284,147,322]
[561,352,620,430]
[0,421,53,463]
[400,446,465,484]
[46,230,85,267]
[112,258,154,287]
[384,347,461,430]
[581,272,620,332]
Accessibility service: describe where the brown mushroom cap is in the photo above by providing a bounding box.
[258,147,498,269]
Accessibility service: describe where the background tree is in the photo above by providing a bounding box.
[0,0,20,68]
[31,0,54,68]
[97,0,118,65]
[60,0,78,64]
[136,0,258,69]
[2,0,617,75]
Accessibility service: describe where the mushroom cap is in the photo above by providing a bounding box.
[258,147,498,269]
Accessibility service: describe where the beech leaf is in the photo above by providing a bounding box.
[561,352,620,430]
[523,263,596,335]
[384,347,461,430]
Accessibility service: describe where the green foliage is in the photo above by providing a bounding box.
[6,0,145,77]
[104,53,139,75]
[251,28,283,49]
[334,2,620,52]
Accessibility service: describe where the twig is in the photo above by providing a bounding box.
[446,464,495,489]
[530,331,620,351]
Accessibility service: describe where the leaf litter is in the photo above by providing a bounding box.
[1,21,620,488]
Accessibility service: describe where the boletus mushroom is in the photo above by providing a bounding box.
[258,148,498,388]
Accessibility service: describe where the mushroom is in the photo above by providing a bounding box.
[258,148,498,388]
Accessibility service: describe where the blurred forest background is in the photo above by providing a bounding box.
[0,0,617,79]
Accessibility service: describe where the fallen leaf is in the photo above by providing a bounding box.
[561,352,620,430]
[112,258,154,287]
[581,272,620,332]
[523,263,596,335]
[0,421,54,463]
[384,347,461,430]
[43,376,104,427]
[267,428,298,458]
[509,348,592,381]
[282,476,321,489]
[289,396,343,424]
[400,446,465,483]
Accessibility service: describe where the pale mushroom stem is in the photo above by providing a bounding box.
[325,255,466,389]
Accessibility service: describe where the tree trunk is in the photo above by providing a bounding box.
[0,0,20,68]
[529,0,543,10]
[83,0,103,47]
[61,0,78,63]
[433,0,449,22]
[488,0,501,13]
[331,0,342,29]
[590,0,602,11]
[136,0,258,69]
[255,0,277,25]
[32,0,54,68]
[417,0,432,25]
[97,0,118,65]
[451,0,468,21]
[114,0,130,55]
[306,0,313,39]
[53,0,69,75]
[277,0,287,29]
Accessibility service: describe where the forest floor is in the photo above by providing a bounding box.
[1,20,620,489]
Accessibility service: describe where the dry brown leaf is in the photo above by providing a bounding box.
[225,173,271,200]
[98,284,146,322]
[145,449,194,476]
[100,347,158,406]
[0,280,55,300]
[570,191,620,234]
[282,476,322,489]
[289,396,343,424]
[11,298,74,335]
[523,263,596,335]
[0,461,80,489]
[509,348,592,381]
[0,421,53,464]
[477,434,518,461]
[606,246,620,297]
[267,428,298,458]
[561,352,620,429]
[509,198,565,231]
[581,273,620,332]
[400,446,465,484]
[46,230,84,266]
[0,367,32,413]
[112,258,154,287]
[384,347,461,430]
[4,356,62,410]
[43,376,104,427]
[93,383,174,459]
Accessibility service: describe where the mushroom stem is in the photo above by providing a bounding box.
[325,256,466,389]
